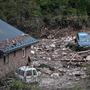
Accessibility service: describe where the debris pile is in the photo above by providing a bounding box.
[30,37,87,89]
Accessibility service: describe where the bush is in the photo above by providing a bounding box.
[10,79,40,90]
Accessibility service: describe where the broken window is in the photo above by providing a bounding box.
[33,70,37,75]
[26,70,32,76]
[17,69,24,76]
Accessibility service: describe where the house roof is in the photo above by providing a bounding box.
[0,19,38,55]
[1,35,38,54]
[0,19,24,41]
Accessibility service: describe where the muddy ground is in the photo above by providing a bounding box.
[1,28,90,90]
[30,36,89,90]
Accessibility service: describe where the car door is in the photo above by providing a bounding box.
[15,69,25,81]
[32,70,38,82]
[26,70,33,83]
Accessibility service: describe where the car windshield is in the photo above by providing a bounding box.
[79,35,90,42]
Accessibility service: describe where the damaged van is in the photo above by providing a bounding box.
[15,66,41,83]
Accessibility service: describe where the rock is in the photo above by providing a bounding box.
[30,50,35,54]
[30,38,86,88]
[42,68,52,75]
[42,57,46,59]
[31,45,34,49]
[83,67,87,71]
[81,74,87,79]
[62,48,67,50]
[62,52,67,55]
[68,72,73,76]
[47,57,51,61]
[58,68,66,73]
[50,43,55,48]
[51,73,59,78]
[65,36,73,42]
[32,61,40,67]
[86,55,90,61]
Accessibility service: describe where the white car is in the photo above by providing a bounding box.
[15,66,41,83]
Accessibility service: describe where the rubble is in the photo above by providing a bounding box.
[51,73,60,78]
[86,55,90,61]
[30,36,87,89]
[41,68,52,75]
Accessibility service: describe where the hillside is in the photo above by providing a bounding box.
[0,0,90,38]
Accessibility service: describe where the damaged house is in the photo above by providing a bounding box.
[0,19,38,78]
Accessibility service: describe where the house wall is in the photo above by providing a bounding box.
[0,46,32,79]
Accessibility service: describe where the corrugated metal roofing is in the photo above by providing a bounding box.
[0,19,24,41]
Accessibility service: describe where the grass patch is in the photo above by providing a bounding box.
[66,42,90,52]
[10,79,40,90]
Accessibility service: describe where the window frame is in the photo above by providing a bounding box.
[22,48,26,58]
